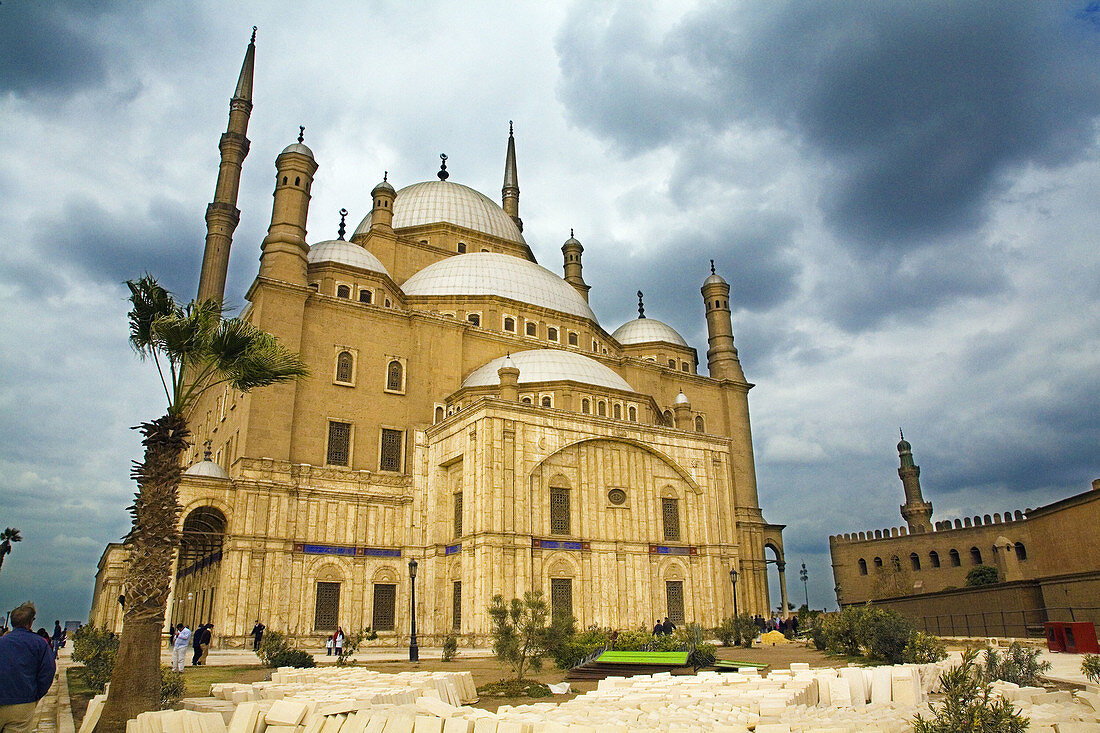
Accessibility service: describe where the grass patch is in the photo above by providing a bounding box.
[67,668,96,730]
[477,680,552,698]
[179,665,271,697]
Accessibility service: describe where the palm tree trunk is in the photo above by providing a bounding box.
[97,414,188,733]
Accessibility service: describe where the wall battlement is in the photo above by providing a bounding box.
[830,508,1029,545]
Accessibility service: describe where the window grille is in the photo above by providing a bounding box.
[581,399,590,414]
[372,584,396,631]
[454,492,463,538]
[327,421,351,466]
[597,401,606,417]
[662,498,681,541]
[380,428,402,472]
[504,317,515,332]
[547,327,558,341]
[568,332,578,346]
[550,578,573,619]
[314,581,340,630]
[629,406,637,422]
[694,415,704,432]
[467,313,480,326]
[336,284,351,298]
[335,351,354,383]
[541,396,552,407]
[526,322,537,336]
[358,289,372,303]
[665,581,685,625]
[550,487,570,535]
[386,360,403,391]
[452,581,462,630]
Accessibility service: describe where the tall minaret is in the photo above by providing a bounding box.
[197,27,257,305]
[258,127,317,287]
[701,260,746,382]
[502,121,522,232]
[898,430,933,533]
[561,229,590,302]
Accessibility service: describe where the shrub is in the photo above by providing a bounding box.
[488,592,551,681]
[712,614,757,648]
[613,629,652,651]
[1082,654,1100,684]
[903,631,948,664]
[856,607,914,664]
[549,625,611,670]
[810,615,827,651]
[913,649,1028,733]
[256,630,290,666]
[336,629,376,666]
[268,649,315,668]
[983,642,1051,686]
[442,635,458,662]
[160,666,184,709]
[71,626,118,693]
[733,613,758,648]
[965,565,1000,587]
[713,616,738,647]
[823,606,864,657]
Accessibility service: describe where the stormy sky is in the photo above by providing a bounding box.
[1,1,1097,623]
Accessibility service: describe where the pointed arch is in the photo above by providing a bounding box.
[530,437,704,494]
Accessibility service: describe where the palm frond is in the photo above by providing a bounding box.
[216,322,310,391]
[126,276,176,358]
[1,528,22,542]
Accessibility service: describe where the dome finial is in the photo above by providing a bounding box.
[899,427,904,441]
[637,290,646,319]
[383,170,388,182]
[250,26,257,44]
[509,120,514,136]
[438,153,449,180]
[570,228,574,238]
[710,259,716,275]
[337,208,348,240]
[203,440,213,461]
[298,126,305,143]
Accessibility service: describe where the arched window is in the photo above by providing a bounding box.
[358,289,372,303]
[1014,542,1027,561]
[858,559,867,575]
[668,359,676,368]
[521,396,533,405]
[336,284,351,299]
[504,316,516,332]
[581,399,590,414]
[662,409,673,425]
[929,550,940,568]
[541,396,552,408]
[970,547,982,565]
[467,313,480,326]
[628,406,637,422]
[597,401,606,417]
[526,322,537,337]
[568,332,578,346]
[949,549,961,566]
[547,327,558,342]
[294,176,300,186]
[910,553,921,571]
[873,557,883,568]
[335,351,354,384]
[550,484,570,535]
[457,242,466,253]
[613,403,622,419]
[434,406,444,423]
[891,555,901,572]
[694,415,704,432]
[680,362,689,372]
[386,360,403,392]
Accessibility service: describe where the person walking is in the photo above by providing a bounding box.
[191,623,205,666]
[0,602,56,733]
[250,621,265,652]
[171,624,191,673]
[652,619,663,635]
[661,617,675,635]
[198,624,213,665]
[51,621,63,658]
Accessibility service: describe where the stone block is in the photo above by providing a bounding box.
[267,703,310,728]
[412,716,442,733]
[1054,724,1099,733]
[441,720,472,733]
[870,667,892,704]
[382,715,415,733]
[471,720,497,733]
[828,677,852,708]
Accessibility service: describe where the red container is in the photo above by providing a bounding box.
[1045,621,1099,653]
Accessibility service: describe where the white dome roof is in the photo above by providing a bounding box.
[353,180,526,245]
[462,349,634,392]
[280,141,314,159]
[402,253,598,321]
[308,240,390,276]
[184,460,229,480]
[612,317,689,347]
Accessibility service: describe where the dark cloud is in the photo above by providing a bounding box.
[0,1,111,97]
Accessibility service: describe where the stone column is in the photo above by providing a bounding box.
[777,560,790,619]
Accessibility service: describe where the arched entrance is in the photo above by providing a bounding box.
[175,506,226,629]
[764,541,790,619]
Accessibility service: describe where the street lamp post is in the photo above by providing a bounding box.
[799,562,809,610]
[408,558,419,662]
[728,567,739,619]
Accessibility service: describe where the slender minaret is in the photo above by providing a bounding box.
[701,260,746,382]
[258,127,317,286]
[370,172,396,233]
[562,229,590,302]
[502,121,522,232]
[898,430,933,533]
[197,27,257,305]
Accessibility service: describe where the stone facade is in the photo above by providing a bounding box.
[89,36,785,646]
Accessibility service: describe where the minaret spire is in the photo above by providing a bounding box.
[197,27,257,305]
[502,121,522,232]
[897,431,933,533]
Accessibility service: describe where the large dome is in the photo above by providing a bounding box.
[402,253,598,321]
[462,349,634,392]
[308,240,390,276]
[353,180,526,245]
[612,317,689,347]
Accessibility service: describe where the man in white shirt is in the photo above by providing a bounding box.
[172,624,191,672]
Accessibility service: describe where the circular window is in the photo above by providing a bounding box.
[607,489,627,505]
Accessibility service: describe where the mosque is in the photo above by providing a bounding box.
[89,32,787,646]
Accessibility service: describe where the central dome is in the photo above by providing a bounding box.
[354,180,526,245]
[462,349,634,392]
[402,253,598,321]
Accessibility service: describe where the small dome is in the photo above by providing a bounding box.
[372,177,395,196]
[353,180,525,244]
[402,252,597,321]
[562,232,582,249]
[898,438,912,453]
[184,460,229,480]
[308,240,390,276]
[674,390,690,405]
[280,142,315,159]
[612,317,689,347]
[462,349,633,392]
[703,272,727,286]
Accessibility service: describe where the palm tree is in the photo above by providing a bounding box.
[97,277,307,732]
[0,527,22,578]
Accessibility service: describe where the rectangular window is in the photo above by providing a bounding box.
[662,497,681,541]
[550,487,570,535]
[380,428,403,472]
[315,581,340,631]
[326,421,352,466]
[372,583,396,631]
[550,578,573,619]
[452,581,462,630]
[454,492,463,538]
[666,581,685,625]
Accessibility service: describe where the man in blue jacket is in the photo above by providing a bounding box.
[0,602,56,733]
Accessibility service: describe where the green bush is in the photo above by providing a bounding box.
[733,613,758,648]
[613,629,652,651]
[160,665,185,709]
[983,642,1051,686]
[442,635,458,662]
[256,630,290,666]
[712,614,757,648]
[1082,653,1100,684]
[488,592,551,681]
[823,606,864,656]
[71,626,118,693]
[268,649,315,668]
[336,629,376,666]
[903,631,948,663]
[549,625,612,670]
[913,649,1028,733]
[856,607,915,664]
[965,565,1001,586]
[810,615,827,651]
[713,616,738,647]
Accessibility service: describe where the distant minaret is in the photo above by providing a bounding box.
[701,261,746,381]
[197,27,257,305]
[502,121,522,232]
[898,430,933,533]
[561,229,590,302]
